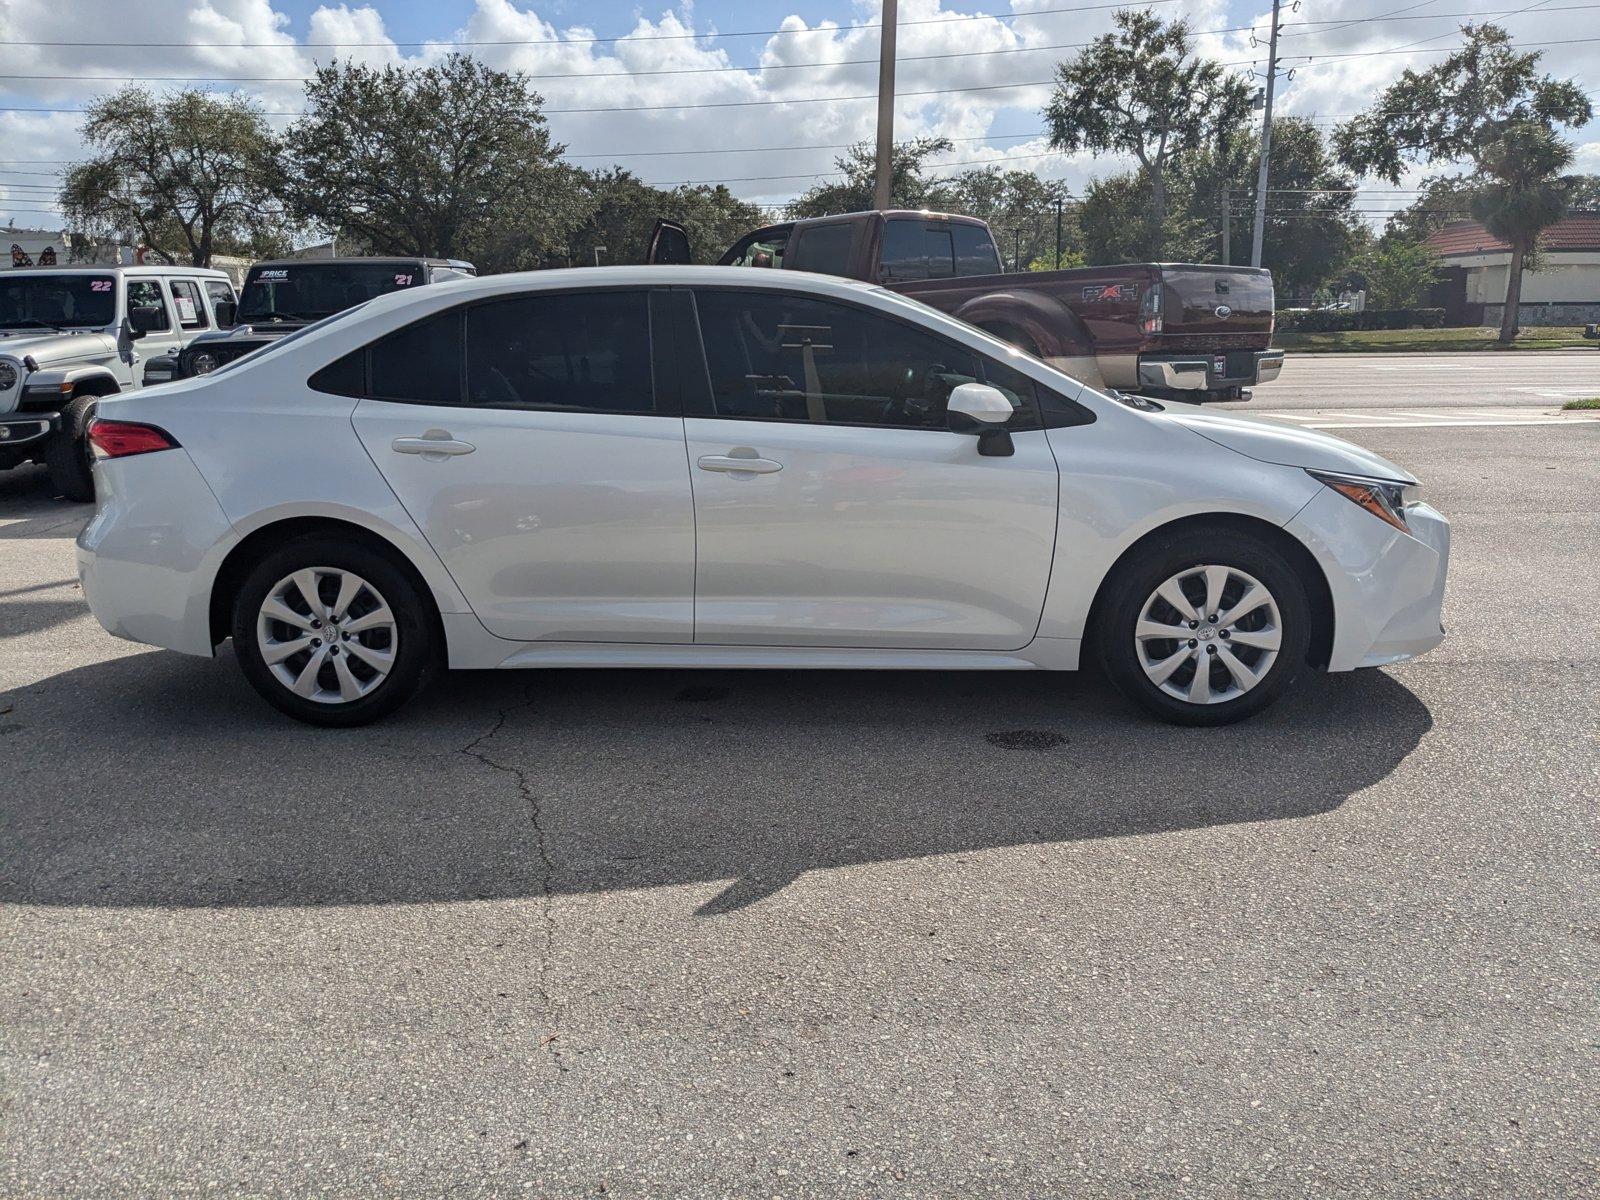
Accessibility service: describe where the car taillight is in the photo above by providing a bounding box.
[87,418,180,459]
[1139,284,1163,336]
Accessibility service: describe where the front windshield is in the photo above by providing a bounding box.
[237,262,424,324]
[0,273,116,329]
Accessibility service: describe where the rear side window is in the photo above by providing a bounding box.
[169,279,208,328]
[881,220,957,281]
[205,280,235,309]
[953,224,1001,276]
[370,310,461,404]
[464,290,652,413]
[125,280,171,331]
[787,224,854,276]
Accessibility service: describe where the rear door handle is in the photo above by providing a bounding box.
[392,434,476,458]
[697,453,782,475]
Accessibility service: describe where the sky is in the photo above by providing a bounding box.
[0,0,1595,235]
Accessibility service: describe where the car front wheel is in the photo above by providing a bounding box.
[231,535,436,726]
[1096,528,1312,726]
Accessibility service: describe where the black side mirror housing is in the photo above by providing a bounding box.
[126,305,164,338]
[213,299,237,329]
[977,427,1015,457]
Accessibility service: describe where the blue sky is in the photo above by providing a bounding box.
[0,1,1594,231]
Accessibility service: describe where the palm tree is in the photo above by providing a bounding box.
[1470,123,1576,343]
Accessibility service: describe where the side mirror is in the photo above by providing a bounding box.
[213,299,237,329]
[947,382,1015,457]
[142,356,176,386]
[126,305,164,338]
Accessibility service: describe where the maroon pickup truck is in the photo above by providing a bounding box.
[648,210,1283,403]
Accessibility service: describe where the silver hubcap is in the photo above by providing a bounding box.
[256,567,398,705]
[1135,564,1282,705]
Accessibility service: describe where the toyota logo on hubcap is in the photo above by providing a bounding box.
[1215,304,1232,319]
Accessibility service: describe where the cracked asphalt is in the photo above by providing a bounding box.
[2,382,1597,1196]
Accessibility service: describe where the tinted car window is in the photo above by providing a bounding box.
[787,224,854,276]
[0,273,116,328]
[880,219,928,281]
[924,225,955,279]
[126,280,171,331]
[238,262,425,324]
[952,223,1001,275]
[369,310,461,404]
[465,291,653,413]
[205,279,236,308]
[692,290,998,430]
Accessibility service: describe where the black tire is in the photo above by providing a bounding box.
[231,533,438,727]
[45,394,99,502]
[1095,526,1312,726]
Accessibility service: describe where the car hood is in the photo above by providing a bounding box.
[1158,402,1418,484]
[0,329,119,365]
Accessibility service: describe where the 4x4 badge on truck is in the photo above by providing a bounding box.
[1215,305,1233,319]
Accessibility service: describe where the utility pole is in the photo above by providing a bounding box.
[1221,188,1230,265]
[1054,198,1064,270]
[872,0,898,211]
[1250,0,1282,268]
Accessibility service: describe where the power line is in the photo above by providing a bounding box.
[0,0,1189,50]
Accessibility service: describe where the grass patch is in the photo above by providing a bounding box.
[1275,326,1594,353]
[1561,397,1600,410]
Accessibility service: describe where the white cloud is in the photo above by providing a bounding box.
[0,0,1591,226]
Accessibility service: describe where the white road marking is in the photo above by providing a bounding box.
[1369,364,1483,371]
[1249,406,1600,429]
[1509,387,1599,399]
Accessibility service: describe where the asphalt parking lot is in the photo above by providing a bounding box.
[3,353,1597,1197]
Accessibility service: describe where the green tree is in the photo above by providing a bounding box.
[280,54,588,272]
[926,167,1076,271]
[1182,118,1363,293]
[790,137,953,218]
[1356,236,1444,307]
[1077,169,1209,264]
[566,168,764,265]
[1334,23,1592,341]
[1043,10,1251,256]
[60,87,287,267]
[1384,176,1482,243]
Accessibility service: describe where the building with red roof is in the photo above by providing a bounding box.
[1426,213,1600,327]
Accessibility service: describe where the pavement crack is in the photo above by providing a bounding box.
[459,689,567,1074]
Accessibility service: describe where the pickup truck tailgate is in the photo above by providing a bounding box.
[1158,266,1274,342]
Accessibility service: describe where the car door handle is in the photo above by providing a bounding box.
[697,453,782,475]
[392,434,476,457]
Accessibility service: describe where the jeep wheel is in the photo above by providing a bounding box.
[45,394,99,502]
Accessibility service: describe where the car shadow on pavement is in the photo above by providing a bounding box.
[1,649,1431,914]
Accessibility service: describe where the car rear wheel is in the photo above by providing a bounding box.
[231,535,436,726]
[1095,528,1312,725]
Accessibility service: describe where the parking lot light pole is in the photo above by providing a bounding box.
[873,0,898,211]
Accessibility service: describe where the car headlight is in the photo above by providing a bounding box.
[190,352,219,375]
[1307,469,1418,534]
[0,361,17,389]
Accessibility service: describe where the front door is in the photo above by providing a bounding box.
[349,288,696,644]
[124,278,182,375]
[680,288,1059,650]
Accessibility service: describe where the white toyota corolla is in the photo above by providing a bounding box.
[76,266,1448,727]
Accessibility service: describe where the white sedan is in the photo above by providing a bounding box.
[75,266,1449,727]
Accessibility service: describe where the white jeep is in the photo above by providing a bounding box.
[0,264,237,501]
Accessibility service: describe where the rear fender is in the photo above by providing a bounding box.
[950,290,1093,359]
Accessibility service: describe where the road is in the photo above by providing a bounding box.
[1244,349,1598,410]
[3,356,1597,1197]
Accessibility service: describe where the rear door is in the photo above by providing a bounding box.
[678,287,1060,650]
[346,288,696,644]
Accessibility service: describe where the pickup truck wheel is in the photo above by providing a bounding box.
[1095,528,1311,726]
[231,534,437,727]
[44,394,99,502]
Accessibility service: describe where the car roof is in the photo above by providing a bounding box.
[248,257,472,269]
[0,264,231,278]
